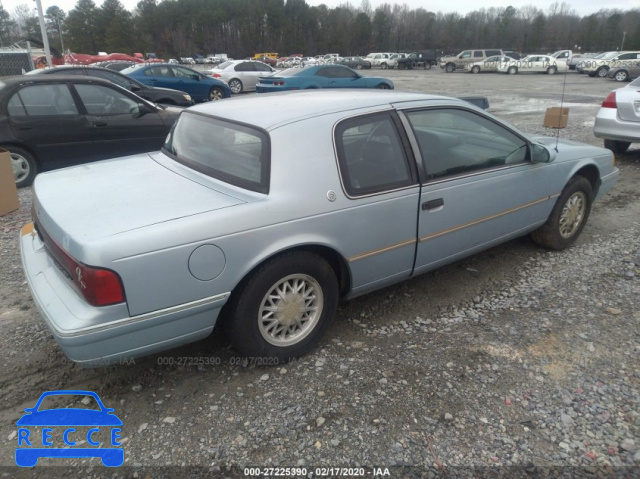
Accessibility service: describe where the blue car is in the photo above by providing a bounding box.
[15,390,123,467]
[256,64,394,92]
[121,63,231,102]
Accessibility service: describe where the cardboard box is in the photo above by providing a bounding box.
[0,148,20,216]
[544,107,569,128]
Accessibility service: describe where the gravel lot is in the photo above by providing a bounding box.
[0,68,639,478]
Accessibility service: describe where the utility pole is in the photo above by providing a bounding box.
[621,31,627,51]
[34,0,52,67]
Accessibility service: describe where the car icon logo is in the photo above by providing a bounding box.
[15,390,123,467]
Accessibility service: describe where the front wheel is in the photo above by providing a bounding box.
[7,146,37,188]
[356,64,363,70]
[604,139,631,153]
[596,67,608,78]
[223,252,339,360]
[377,83,391,89]
[445,63,455,73]
[380,63,388,69]
[507,66,517,75]
[531,176,593,250]
[547,66,557,75]
[208,87,225,101]
[614,70,629,82]
[471,66,480,74]
[228,79,243,94]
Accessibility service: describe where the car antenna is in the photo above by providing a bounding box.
[555,58,569,153]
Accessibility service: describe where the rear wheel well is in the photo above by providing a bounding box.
[228,245,351,304]
[0,142,39,167]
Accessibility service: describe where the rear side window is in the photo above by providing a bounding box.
[163,112,270,194]
[473,51,483,58]
[8,84,77,116]
[335,113,414,197]
[486,50,502,56]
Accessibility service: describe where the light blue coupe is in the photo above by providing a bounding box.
[20,90,618,367]
[256,64,393,92]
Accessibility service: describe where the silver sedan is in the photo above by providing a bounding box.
[594,76,640,153]
[21,90,618,367]
[206,59,276,93]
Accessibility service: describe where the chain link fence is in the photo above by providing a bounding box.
[0,42,36,76]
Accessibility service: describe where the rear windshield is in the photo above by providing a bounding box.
[163,112,270,193]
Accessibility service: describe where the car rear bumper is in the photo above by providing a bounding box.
[20,223,228,367]
[594,108,640,144]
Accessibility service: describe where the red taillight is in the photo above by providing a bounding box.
[36,223,125,306]
[211,73,222,78]
[601,92,617,109]
[273,80,285,86]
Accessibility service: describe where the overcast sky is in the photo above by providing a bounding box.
[7,0,637,19]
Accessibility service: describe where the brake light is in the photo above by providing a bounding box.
[601,92,617,109]
[37,223,125,306]
[273,80,285,86]
[211,73,222,78]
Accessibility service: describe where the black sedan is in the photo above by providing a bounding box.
[26,65,194,106]
[336,56,371,70]
[1,75,183,187]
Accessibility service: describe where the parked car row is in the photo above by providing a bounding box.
[576,51,640,82]
[440,49,572,75]
[465,54,570,75]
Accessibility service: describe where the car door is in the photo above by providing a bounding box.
[6,82,95,168]
[170,66,208,100]
[333,111,420,296]
[72,83,167,159]
[317,67,359,88]
[399,106,559,274]
[252,61,275,90]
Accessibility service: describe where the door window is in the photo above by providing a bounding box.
[8,84,78,116]
[74,84,138,115]
[406,108,528,180]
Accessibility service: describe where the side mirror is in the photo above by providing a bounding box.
[133,103,153,118]
[191,74,200,81]
[531,143,556,163]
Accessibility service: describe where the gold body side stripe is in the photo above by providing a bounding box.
[347,238,416,263]
[347,193,559,262]
[419,194,559,243]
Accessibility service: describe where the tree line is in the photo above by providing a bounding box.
[1,0,638,60]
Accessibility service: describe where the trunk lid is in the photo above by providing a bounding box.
[33,152,246,246]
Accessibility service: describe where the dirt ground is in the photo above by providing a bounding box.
[0,68,638,476]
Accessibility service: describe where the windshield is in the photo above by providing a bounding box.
[218,61,233,69]
[601,52,621,60]
[163,112,270,193]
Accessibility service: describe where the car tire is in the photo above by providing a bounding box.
[614,70,629,82]
[398,63,406,70]
[531,176,593,250]
[596,67,608,78]
[604,139,631,153]
[507,66,517,75]
[208,87,225,101]
[471,66,480,74]
[228,79,243,94]
[377,83,391,89]
[6,146,37,188]
[380,63,388,69]
[547,66,557,75]
[425,62,432,70]
[445,63,455,73]
[223,251,339,361]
